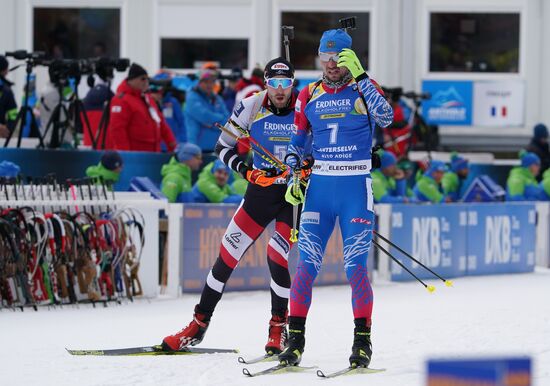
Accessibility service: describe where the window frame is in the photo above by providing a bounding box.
[271,0,376,79]
[421,0,527,81]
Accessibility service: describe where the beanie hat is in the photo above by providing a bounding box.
[100,151,123,171]
[0,56,8,72]
[264,57,295,79]
[0,161,20,177]
[426,160,446,176]
[127,63,148,80]
[520,150,540,168]
[450,152,469,173]
[212,159,230,173]
[198,69,218,82]
[534,123,549,140]
[319,29,352,53]
[380,151,397,169]
[176,142,201,162]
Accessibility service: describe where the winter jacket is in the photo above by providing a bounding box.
[160,156,192,203]
[442,171,467,202]
[540,169,550,200]
[506,166,542,201]
[184,87,229,152]
[161,93,186,143]
[108,80,176,152]
[372,170,409,203]
[191,161,243,203]
[86,163,120,184]
[413,174,445,203]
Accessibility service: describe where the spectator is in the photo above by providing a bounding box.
[150,73,186,143]
[184,70,229,152]
[382,89,412,161]
[86,150,123,184]
[372,151,411,203]
[191,159,242,203]
[222,68,242,112]
[526,123,549,175]
[0,55,17,139]
[234,66,264,107]
[540,169,550,200]
[506,151,542,201]
[442,152,469,202]
[413,160,448,203]
[83,65,115,148]
[108,63,177,152]
[160,142,203,203]
[0,160,20,177]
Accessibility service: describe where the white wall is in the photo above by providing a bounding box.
[1,0,548,146]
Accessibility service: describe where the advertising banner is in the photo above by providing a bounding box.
[421,80,473,125]
[465,203,536,275]
[389,204,468,281]
[181,204,363,293]
[472,81,525,127]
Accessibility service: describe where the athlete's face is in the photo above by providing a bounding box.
[266,76,293,109]
[319,51,348,82]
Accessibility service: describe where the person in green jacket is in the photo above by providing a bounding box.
[191,159,243,203]
[442,152,469,202]
[540,169,550,200]
[161,142,203,203]
[372,151,410,203]
[506,151,542,201]
[86,151,123,185]
[413,160,448,203]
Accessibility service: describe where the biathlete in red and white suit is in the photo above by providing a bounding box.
[162,57,309,355]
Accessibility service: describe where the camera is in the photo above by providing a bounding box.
[5,50,47,64]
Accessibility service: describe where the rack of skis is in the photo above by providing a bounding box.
[0,175,145,310]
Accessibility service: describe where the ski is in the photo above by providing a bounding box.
[242,363,317,377]
[237,353,277,364]
[66,345,238,356]
[316,366,386,379]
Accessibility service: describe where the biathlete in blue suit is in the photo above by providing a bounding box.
[278,29,393,369]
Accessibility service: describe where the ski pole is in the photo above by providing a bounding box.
[373,239,435,293]
[374,230,453,287]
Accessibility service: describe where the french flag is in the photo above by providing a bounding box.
[491,106,507,117]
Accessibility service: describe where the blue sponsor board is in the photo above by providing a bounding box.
[422,80,473,125]
[465,203,536,275]
[180,204,359,293]
[389,204,467,281]
[427,357,531,386]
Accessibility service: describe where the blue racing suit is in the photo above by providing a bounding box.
[288,76,393,323]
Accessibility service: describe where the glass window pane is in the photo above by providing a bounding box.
[161,39,248,69]
[33,8,120,58]
[429,13,520,73]
[281,12,370,70]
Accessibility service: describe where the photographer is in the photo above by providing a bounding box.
[83,64,115,148]
[108,63,176,152]
[150,73,186,143]
[381,87,413,160]
[0,55,17,138]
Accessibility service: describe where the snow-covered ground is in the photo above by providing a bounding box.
[2,269,549,386]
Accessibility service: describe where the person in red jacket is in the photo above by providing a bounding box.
[108,63,177,152]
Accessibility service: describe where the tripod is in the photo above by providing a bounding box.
[93,77,114,150]
[3,59,45,148]
[41,81,72,148]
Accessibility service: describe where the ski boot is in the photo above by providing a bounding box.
[162,305,212,351]
[349,318,372,368]
[278,316,305,366]
[265,313,288,355]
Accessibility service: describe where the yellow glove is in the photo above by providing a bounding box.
[337,48,366,79]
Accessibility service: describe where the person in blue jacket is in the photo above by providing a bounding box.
[151,73,186,143]
[184,70,230,152]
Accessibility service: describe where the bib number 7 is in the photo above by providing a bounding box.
[328,123,339,144]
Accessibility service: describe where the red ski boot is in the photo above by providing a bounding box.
[162,305,211,351]
[265,314,288,355]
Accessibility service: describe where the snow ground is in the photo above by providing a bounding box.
[1,269,550,386]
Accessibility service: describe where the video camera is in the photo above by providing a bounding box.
[47,57,130,85]
[5,50,47,64]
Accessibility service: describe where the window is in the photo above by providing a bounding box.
[280,12,370,70]
[429,13,520,73]
[34,8,120,59]
[161,39,248,69]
